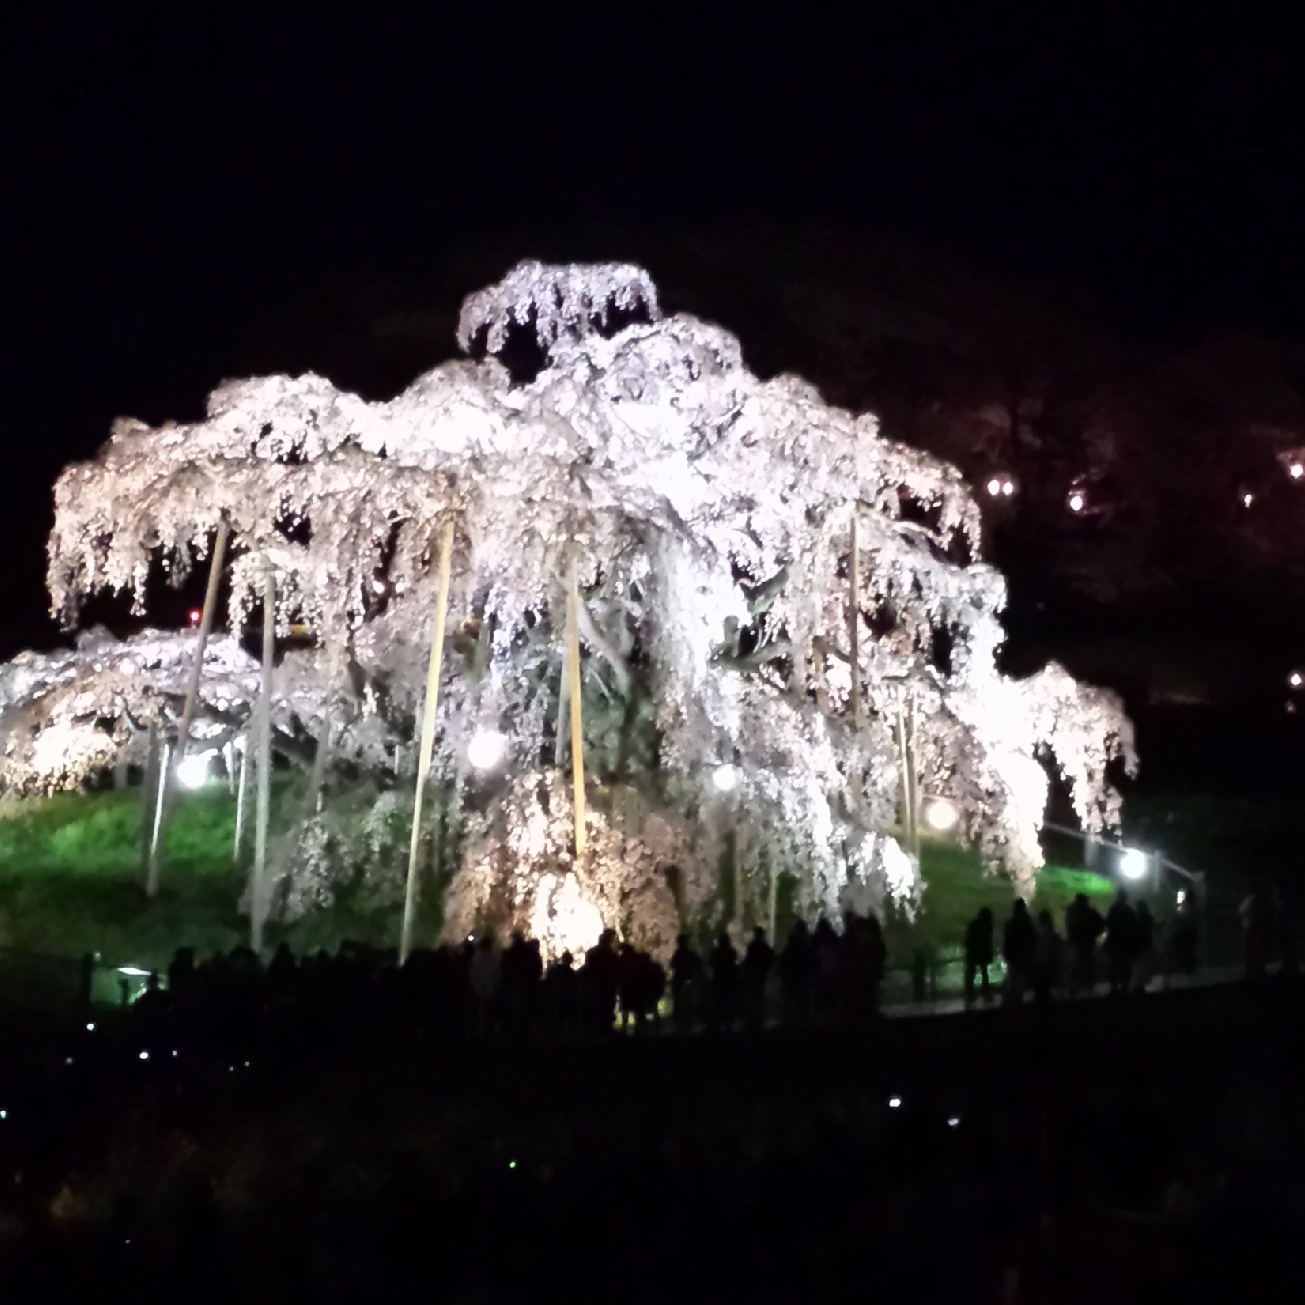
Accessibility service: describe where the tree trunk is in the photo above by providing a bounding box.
[400,520,455,963]
[146,517,230,897]
[251,567,275,952]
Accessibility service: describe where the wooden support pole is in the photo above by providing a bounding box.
[849,514,861,728]
[400,520,455,964]
[140,718,161,880]
[251,567,276,952]
[233,736,249,863]
[146,518,230,897]
[554,636,570,767]
[149,741,171,870]
[566,558,586,863]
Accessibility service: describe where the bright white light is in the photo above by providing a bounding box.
[947,1116,960,1128]
[0,1110,7,1121]
[86,1022,95,1032]
[1119,847,1149,881]
[888,1095,902,1109]
[986,478,1002,497]
[176,750,214,790]
[1291,462,1304,480]
[1001,480,1014,497]
[371,576,388,594]
[117,965,150,978]
[712,763,738,793]
[1068,491,1085,513]
[1290,671,1302,688]
[1243,492,1255,508]
[1176,889,1187,906]
[923,797,959,833]
[468,728,508,772]
[139,1050,150,1061]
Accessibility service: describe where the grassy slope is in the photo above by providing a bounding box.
[1,788,1120,979]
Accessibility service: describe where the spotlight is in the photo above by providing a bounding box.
[176,751,213,790]
[139,1050,150,1061]
[888,1095,902,1109]
[468,728,508,772]
[188,608,201,627]
[86,1022,95,1032]
[1119,847,1149,881]
[1242,492,1255,508]
[1067,491,1085,513]
[1291,462,1304,480]
[923,797,959,833]
[1176,889,1187,906]
[986,478,1002,497]
[1289,671,1302,689]
[947,1116,960,1128]
[712,763,738,793]
[1001,479,1014,497]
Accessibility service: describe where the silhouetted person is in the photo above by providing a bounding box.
[1104,890,1137,995]
[708,932,740,1030]
[1002,899,1037,1004]
[618,942,644,1029]
[544,950,579,1037]
[1133,900,1156,991]
[501,930,540,1036]
[582,929,621,1034]
[861,912,887,1013]
[1169,894,1199,975]
[964,906,994,1007]
[1065,893,1104,996]
[779,920,814,1023]
[669,933,704,1032]
[469,934,500,1036]
[1241,885,1271,981]
[741,926,774,1028]
[133,969,170,1052]
[811,916,840,1019]
[1032,909,1062,1003]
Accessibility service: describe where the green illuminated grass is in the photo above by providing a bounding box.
[1,787,1120,981]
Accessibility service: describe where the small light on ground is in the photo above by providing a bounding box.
[1119,847,1149,881]
[986,478,1002,496]
[1290,671,1302,689]
[1243,492,1255,508]
[139,1050,150,1061]
[947,1116,960,1128]
[888,1095,902,1109]
[1068,491,1085,513]
[468,728,509,772]
[1291,462,1304,480]
[86,1022,95,1032]
[172,1049,178,1058]
[923,797,959,833]
[712,763,738,793]
[1176,889,1187,905]
[188,608,201,627]
[509,1160,518,1170]
[176,751,214,790]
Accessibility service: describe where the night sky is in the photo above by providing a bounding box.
[5,7,1304,658]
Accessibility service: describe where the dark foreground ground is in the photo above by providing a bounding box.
[2,979,1302,1303]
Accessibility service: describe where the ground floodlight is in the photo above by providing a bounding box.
[986,478,1002,496]
[468,728,508,772]
[176,750,213,790]
[1119,847,1149,881]
[712,763,738,793]
[924,797,959,833]
[888,1095,902,1109]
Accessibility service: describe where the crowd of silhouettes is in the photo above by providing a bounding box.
[114,909,891,1056]
[964,889,1191,1008]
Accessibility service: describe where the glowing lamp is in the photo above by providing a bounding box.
[468,728,508,772]
[1291,462,1304,480]
[1067,491,1085,513]
[888,1095,902,1109]
[1119,847,1149,881]
[923,797,959,833]
[1290,671,1302,689]
[176,751,213,790]
[1001,479,1014,497]
[986,478,1002,496]
[188,608,201,627]
[712,763,738,793]
[1242,492,1255,508]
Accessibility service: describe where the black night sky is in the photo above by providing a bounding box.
[6,7,1305,661]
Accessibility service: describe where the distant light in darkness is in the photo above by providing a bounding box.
[1067,491,1086,513]
[1291,462,1304,480]
[1119,847,1149,881]
[923,797,959,832]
